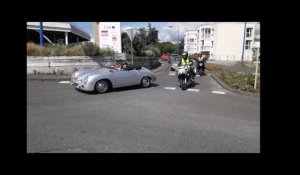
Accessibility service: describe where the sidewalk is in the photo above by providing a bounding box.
[27,74,71,81]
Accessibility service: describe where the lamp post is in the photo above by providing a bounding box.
[169,23,179,55]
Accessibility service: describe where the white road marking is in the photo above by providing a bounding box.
[187,89,200,92]
[169,72,176,76]
[212,91,226,94]
[196,75,200,77]
[164,87,176,90]
[58,81,71,84]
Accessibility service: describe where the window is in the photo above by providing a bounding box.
[246,28,253,37]
[245,40,251,49]
[204,28,211,38]
[212,41,213,47]
[190,38,194,42]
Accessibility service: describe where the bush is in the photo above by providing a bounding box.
[27,42,112,57]
[208,63,260,92]
[235,61,253,68]
[63,46,84,56]
[144,45,161,56]
[143,50,156,56]
[27,42,51,56]
[81,42,100,56]
[99,48,114,57]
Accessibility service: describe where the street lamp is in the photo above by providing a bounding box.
[169,23,179,55]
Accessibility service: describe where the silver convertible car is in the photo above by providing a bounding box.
[71,65,156,94]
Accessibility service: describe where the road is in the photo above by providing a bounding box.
[27,68,260,153]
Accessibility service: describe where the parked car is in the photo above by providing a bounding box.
[161,54,170,61]
[71,65,156,94]
[169,54,181,71]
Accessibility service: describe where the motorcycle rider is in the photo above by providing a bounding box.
[178,51,196,80]
[196,53,206,73]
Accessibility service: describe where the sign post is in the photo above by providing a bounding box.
[126,28,138,65]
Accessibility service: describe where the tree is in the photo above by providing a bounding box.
[157,42,177,54]
[175,39,184,55]
[121,32,132,54]
[133,28,148,56]
[146,23,159,45]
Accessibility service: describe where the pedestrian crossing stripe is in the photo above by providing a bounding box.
[187,89,200,92]
[164,87,176,90]
[212,91,226,94]
[59,81,71,84]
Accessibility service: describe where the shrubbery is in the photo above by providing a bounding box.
[206,63,260,92]
[27,42,114,57]
[143,45,161,56]
[81,42,100,56]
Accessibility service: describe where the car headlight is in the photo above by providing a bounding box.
[83,76,88,84]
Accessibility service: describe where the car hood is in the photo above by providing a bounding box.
[74,68,110,79]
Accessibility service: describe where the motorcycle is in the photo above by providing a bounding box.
[176,62,196,90]
[197,61,205,76]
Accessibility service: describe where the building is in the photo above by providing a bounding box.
[252,38,260,61]
[184,22,258,61]
[184,30,198,54]
[93,22,122,53]
[27,22,91,45]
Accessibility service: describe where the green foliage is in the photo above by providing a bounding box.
[143,45,161,56]
[156,42,176,54]
[27,42,115,57]
[81,42,100,56]
[207,63,260,92]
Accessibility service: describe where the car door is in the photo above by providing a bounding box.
[112,69,139,87]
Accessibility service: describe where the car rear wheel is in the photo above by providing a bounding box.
[95,80,109,94]
[141,77,151,88]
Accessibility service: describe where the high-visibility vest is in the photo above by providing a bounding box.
[181,57,190,65]
[197,56,204,61]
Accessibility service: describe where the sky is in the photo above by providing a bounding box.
[71,22,260,43]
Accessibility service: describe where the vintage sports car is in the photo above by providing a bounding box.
[71,64,156,94]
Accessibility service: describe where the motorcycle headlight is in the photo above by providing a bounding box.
[83,76,88,84]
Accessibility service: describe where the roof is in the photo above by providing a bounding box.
[27,22,90,40]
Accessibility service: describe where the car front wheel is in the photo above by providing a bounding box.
[95,80,109,94]
[141,77,151,88]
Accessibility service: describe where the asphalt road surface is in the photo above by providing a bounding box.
[27,68,260,153]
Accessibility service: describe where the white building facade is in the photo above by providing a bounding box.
[184,22,258,61]
[184,30,198,54]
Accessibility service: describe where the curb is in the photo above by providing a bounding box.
[208,71,260,97]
